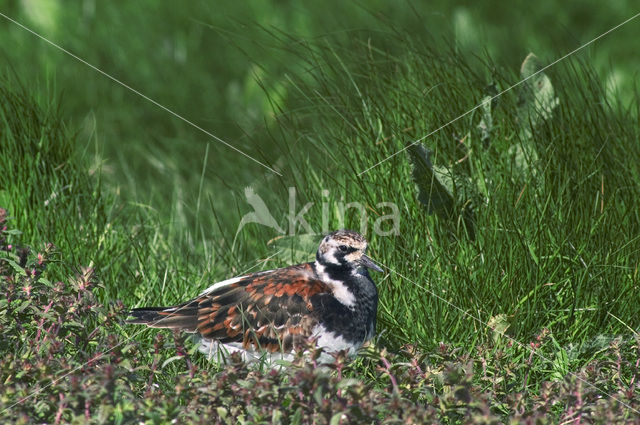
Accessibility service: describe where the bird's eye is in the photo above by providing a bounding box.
[338,245,349,252]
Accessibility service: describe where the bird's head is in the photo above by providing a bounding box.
[316,229,383,272]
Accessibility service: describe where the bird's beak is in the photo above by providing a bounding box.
[360,254,383,272]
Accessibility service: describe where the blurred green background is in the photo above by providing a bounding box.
[2,0,638,228]
[1,0,639,355]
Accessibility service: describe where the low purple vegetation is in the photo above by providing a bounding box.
[1,207,638,424]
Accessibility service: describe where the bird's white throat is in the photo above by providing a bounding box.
[314,261,356,308]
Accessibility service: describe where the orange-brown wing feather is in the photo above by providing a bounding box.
[195,263,330,352]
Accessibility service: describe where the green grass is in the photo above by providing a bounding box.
[288,36,638,355]
[1,2,640,422]
[0,75,228,312]
[2,0,638,230]
[1,225,639,422]
[5,23,639,369]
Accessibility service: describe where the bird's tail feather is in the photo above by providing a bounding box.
[126,301,198,332]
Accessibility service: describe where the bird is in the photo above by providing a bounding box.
[126,229,383,364]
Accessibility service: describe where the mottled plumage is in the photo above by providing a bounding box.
[127,229,382,363]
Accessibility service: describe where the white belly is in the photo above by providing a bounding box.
[195,325,360,366]
[196,338,296,365]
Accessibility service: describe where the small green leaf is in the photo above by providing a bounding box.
[161,355,183,368]
[477,83,498,145]
[512,53,559,175]
[216,407,228,420]
[0,258,27,276]
[37,277,52,286]
[290,407,303,425]
[16,299,32,313]
[551,346,569,381]
[520,53,561,122]
[407,142,475,237]
[487,314,510,343]
[330,412,347,425]
[336,378,360,389]
[63,320,85,329]
[406,143,455,217]
[313,385,324,405]
[271,409,283,424]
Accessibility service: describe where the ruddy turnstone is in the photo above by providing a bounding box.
[127,229,382,363]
